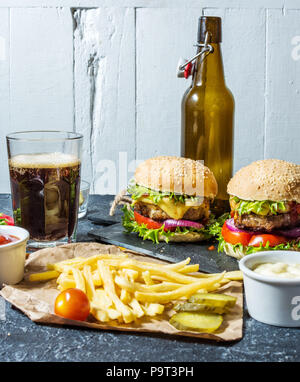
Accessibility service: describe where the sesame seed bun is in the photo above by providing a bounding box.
[227,159,300,203]
[134,156,218,198]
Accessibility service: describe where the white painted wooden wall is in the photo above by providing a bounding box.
[0,1,299,194]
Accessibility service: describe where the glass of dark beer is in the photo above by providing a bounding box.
[6,131,83,248]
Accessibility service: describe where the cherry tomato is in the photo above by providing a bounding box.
[248,234,287,248]
[54,288,90,321]
[134,210,163,230]
[221,222,253,246]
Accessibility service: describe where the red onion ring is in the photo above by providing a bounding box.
[163,219,203,231]
[225,218,249,233]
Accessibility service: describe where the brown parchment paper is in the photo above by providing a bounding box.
[0,242,243,341]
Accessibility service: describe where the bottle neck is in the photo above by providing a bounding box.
[193,43,225,87]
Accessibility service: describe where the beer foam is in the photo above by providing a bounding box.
[9,152,80,168]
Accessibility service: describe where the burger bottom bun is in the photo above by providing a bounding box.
[157,231,207,243]
[223,242,300,260]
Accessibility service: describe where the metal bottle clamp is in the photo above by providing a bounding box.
[177,32,214,78]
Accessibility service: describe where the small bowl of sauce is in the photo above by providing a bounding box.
[0,226,29,285]
[239,251,300,327]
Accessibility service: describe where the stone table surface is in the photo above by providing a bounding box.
[0,194,299,362]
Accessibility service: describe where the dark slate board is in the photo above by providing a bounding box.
[88,223,239,274]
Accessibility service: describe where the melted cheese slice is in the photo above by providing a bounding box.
[139,197,191,220]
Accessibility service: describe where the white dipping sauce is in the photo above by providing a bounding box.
[253,262,300,279]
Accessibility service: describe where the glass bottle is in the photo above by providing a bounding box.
[181,16,234,216]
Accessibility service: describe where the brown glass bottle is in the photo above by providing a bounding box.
[181,16,234,216]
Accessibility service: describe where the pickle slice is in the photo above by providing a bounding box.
[169,312,223,333]
[174,302,227,314]
[188,293,237,308]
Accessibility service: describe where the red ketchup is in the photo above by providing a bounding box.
[0,234,19,245]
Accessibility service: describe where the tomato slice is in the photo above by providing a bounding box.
[0,213,14,226]
[134,211,163,230]
[54,288,90,321]
[221,222,252,246]
[248,234,287,248]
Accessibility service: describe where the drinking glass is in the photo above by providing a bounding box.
[6,131,83,248]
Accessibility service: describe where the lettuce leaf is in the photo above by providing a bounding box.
[121,206,220,244]
[205,213,230,237]
[128,182,201,205]
[231,196,287,216]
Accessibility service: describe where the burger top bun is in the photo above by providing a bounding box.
[227,159,300,203]
[134,156,218,198]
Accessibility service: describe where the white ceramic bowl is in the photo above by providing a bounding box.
[0,225,29,285]
[239,251,300,327]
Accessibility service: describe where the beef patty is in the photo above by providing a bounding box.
[234,210,300,232]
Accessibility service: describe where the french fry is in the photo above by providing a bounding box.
[98,260,135,324]
[29,270,59,282]
[92,270,102,286]
[145,282,182,292]
[142,271,154,285]
[83,265,96,300]
[177,264,200,274]
[115,275,140,293]
[57,272,74,284]
[115,275,182,294]
[107,308,122,320]
[71,267,86,293]
[143,303,165,316]
[115,275,158,293]
[47,257,84,271]
[120,288,132,304]
[205,283,222,292]
[135,275,224,304]
[164,258,191,270]
[129,298,145,318]
[223,270,243,281]
[191,270,243,280]
[92,289,112,310]
[90,307,109,322]
[150,275,174,283]
[57,279,76,291]
[123,269,139,282]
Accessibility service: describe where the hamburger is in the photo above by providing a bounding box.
[219,159,300,259]
[122,156,218,243]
